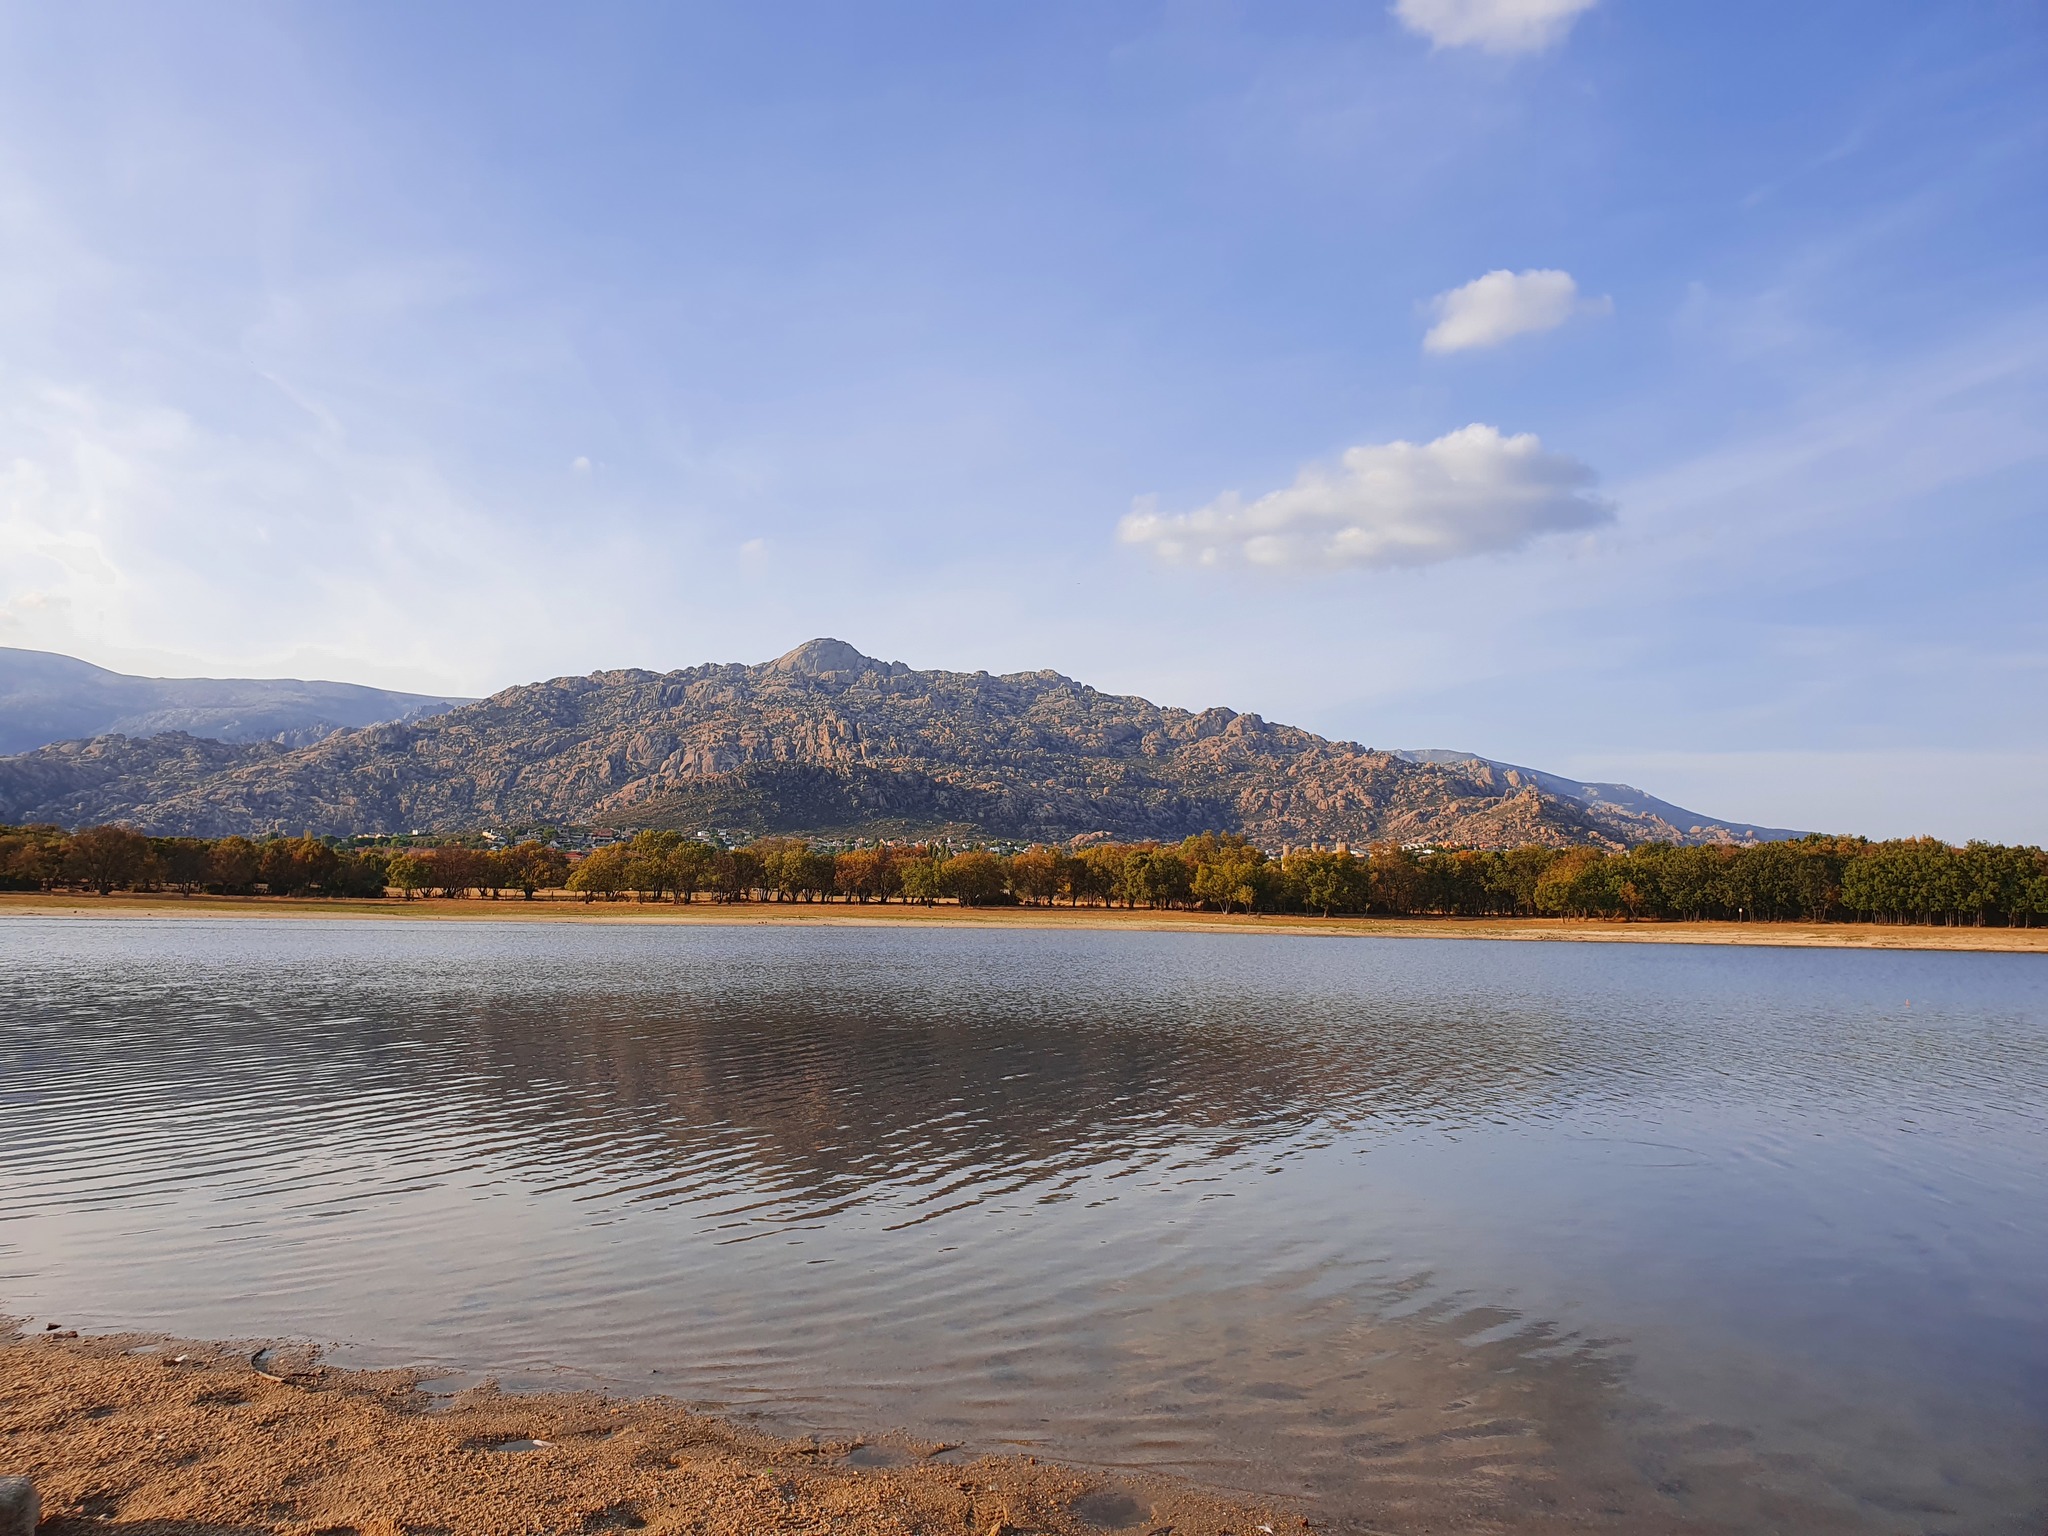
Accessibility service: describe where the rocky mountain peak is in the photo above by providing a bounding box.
[0,641,1798,847]
[768,638,890,679]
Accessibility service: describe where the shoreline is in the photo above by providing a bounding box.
[2,888,2044,952]
[2,1326,1288,1536]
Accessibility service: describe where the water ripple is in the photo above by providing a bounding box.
[2,917,2046,1532]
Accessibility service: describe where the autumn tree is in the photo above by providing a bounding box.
[258,836,339,895]
[1533,848,1616,918]
[203,837,260,894]
[565,844,630,901]
[503,841,570,898]
[941,849,1009,905]
[1007,846,1068,906]
[833,847,887,903]
[150,838,213,895]
[65,825,153,894]
[0,827,67,891]
[426,846,487,898]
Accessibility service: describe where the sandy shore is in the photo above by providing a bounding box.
[2,1328,1290,1536]
[2,889,2043,952]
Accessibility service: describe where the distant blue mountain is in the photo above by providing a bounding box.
[1394,749,1802,843]
[0,647,472,757]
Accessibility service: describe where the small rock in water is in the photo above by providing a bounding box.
[0,1476,39,1536]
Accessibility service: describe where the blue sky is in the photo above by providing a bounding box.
[1,1,2043,839]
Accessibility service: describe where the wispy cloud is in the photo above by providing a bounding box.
[1424,268,1610,353]
[1120,424,1611,573]
[1393,0,1598,54]
[0,367,551,690]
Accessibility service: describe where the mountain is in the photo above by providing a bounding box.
[0,639,1797,847]
[0,647,472,757]
[1392,750,1800,844]
[0,732,286,834]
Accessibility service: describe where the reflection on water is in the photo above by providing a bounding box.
[2,918,2045,1533]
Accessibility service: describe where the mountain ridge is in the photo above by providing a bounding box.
[0,646,473,756]
[0,640,1799,847]
[1391,749,1798,844]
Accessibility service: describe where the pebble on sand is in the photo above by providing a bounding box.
[0,1476,38,1536]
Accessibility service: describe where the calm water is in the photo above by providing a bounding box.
[2,917,2044,1533]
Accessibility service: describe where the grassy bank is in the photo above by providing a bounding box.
[3,888,2044,951]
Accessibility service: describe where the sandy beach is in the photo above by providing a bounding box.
[2,889,2043,953]
[2,1327,1289,1536]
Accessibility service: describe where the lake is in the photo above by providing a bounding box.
[2,916,2043,1533]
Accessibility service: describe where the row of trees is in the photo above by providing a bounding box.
[564,829,2048,925]
[5,823,2046,925]
[0,825,568,899]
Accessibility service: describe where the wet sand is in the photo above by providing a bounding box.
[1,1317,1929,1536]
[2,1327,1291,1536]
[2,889,2043,953]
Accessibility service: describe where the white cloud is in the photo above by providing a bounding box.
[1394,0,1598,53]
[1423,268,1609,353]
[1119,424,1611,573]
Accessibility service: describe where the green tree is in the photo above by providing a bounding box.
[666,839,716,902]
[386,852,431,900]
[1365,844,1424,915]
[329,848,393,898]
[899,856,945,905]
[1842,838,1965,924]
[1285,848,1368,915]
[1074,845,1125,906]
[1187,835,1266,913]
[620,830,686,901]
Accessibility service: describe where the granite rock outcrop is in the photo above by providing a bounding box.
[0,640,1785,847]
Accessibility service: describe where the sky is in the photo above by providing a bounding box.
[0,0,2043,841]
